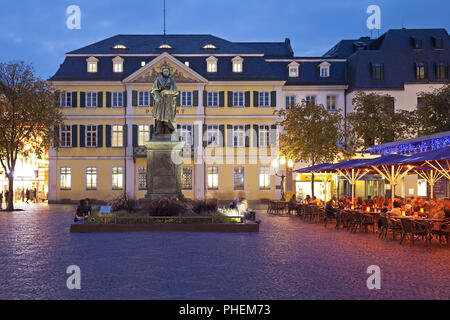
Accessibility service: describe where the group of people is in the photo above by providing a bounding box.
[229,197,256,221]
[0,188,38,209]
[74,199,92,222]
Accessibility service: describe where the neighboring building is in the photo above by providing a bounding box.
[325,28,449,114]
[47,29,449,203]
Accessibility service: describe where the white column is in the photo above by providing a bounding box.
[274,85,283,200]
[48,147,57,203]
[125,86,135,200]
[195,85,205,200]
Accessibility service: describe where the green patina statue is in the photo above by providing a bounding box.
[151,65,179,135]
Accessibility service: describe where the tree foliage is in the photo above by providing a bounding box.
[0,62,63,210]
[347,92,417,151]
[416,84,450,135]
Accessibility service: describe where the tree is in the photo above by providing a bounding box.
[416,84,450,135]
[0,62,63,211]
[347,92,417,151]
[277,102,344,197]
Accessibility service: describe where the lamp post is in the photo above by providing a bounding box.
[271,157,294,201]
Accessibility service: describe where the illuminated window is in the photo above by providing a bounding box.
[259,167,271,190]
[326,95,336,111]
[111,125,123,147]
[60,167,71,190]
[112,167,124,190]
[86,167,97,190]
[138,167,146,190]
[60,125,72,147]
[158,44,172,49]
[232,56,243,73]
[203,44,217,49]
[138,125,150,146]
[113,44,127,49]
[206,56,217,73]
[233,166,245,190]
[184,61,189,67]
[141,61,146,67]
[86,56,98,73]
[113,56,124,73]
[207,166,219,190]
[288,61,299,77]
[182,167,193,190]
[319,62,330,77]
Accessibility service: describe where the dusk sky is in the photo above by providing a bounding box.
[1,0,449,79]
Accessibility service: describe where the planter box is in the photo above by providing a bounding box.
[70,221,259,233]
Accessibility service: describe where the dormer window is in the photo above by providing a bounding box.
[113,44,127,50]
[319,61,330,78]
[288,61,299,77]
[203,44,217,49]
[112,56,124,73]
[206,56,218,73]
[86,56,98,73]
[413,38,423,49]
[158,44,172,49]
[232,56,243,73]
[433,37,443,49]
[141,61,146,67]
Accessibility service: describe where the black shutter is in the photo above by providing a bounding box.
[150,93,154,106]
[202,124,208,148]
[72,92,77,108]
[123,124,128,147]
[97,125,103,147]
[270,125,277,146]
[123,91,127,107]
[149,124,154,140]
[80,92,86,108]
[253,91,259,107]
[203,90,208,107]
[270,91,277,107]
[227,91,233,107]
[219,91,225,107]
[132,90,138,106]
[132,125,138,147]
[54,126,59,147]
[252,124,259,147]
[97,92,103,108]
[245,124,250,147]
[219,125,225,147]
[72,125,78,147]
[193,90,198,106]
[227,124,233,147]
[106,92,111,108]
[79,125,85,147]
[245,91,250,107]
[176,94,180,106]
[105,125,111,147]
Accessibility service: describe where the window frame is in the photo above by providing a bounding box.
[259,166,271,190]
[179,124,193,147]
[111,91,124,108]
[258,91,270,107]
[85,166,98,191]
[60,91,72,108]
[232,91,245,107]
[59,166,72,190]
[206,124,219,147]
[182,166,193,190]
[111,166,124,190]
[207,165,219,190]
[285,95,295,109]
[258,125,270,148]
[85,124,98,148]
[60,124,72,148]
[111,124,124,148]
[326,95,337,111]
[137,167,147,190]
[138,124,150,147]
[180,90,193,107]
[232,166,245,191]
[233,125,245,148]
[207,91,219,107]
[138,90,150,107]
[86,91,98,108]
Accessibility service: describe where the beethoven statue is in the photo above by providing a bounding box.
[151,65,179,135]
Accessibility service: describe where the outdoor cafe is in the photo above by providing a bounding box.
[268,146,450,246]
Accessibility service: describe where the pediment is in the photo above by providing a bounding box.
[123,52,207,84]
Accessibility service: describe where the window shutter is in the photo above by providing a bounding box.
[227,91,233,107]
[80,92,86,108]
[245,91,250,107]
[202,124,208,148]
[227,124,233,147]
[72,125,78,147]
[252,124,259,147]
[245,124,250,147]
[203,91,208,107]
[105,125,111,147]
[79,125,85,147]
[72,92,78,108]
[219,91,225,107]
[150,93,154,106]
[176,94,180,106]
[219,125,225,147]
[150,124,154,140]
[132,124,138,147]
[97,125,103,147]
[270,91,277,107]
[123,91,127,107]
[132,90,138,106]
[193,90,199,106]
[54,126,59,147]
[123,124,128,147]
[253,91,259,107]
[269,125,277,146]
[106,92,111,108]
[97,92,103,108]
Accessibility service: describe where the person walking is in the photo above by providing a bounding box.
[5,190,9,208]
[0,192,3,210]
[25,188,29,204]
[33,188,37,203]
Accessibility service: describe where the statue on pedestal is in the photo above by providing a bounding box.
[151,65,179,136]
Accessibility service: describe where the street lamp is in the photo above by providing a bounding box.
[271,157,294,201]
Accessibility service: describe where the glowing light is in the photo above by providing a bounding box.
[280,157,286,166]
[287,159,294,169]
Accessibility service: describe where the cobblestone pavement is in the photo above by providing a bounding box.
[0,203,448,299]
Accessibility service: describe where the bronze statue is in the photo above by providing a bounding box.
[151,65,179,135]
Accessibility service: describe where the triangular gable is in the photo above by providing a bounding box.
[123,52,208,84]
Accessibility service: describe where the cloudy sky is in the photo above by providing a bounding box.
[0,0,448,78]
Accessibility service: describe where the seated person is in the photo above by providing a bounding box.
[229,197,239,210]
[288,194,297,214]
[388,201,402,218]
[325,197,337,218]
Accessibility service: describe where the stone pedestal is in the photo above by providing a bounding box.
[144,135,184,199]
